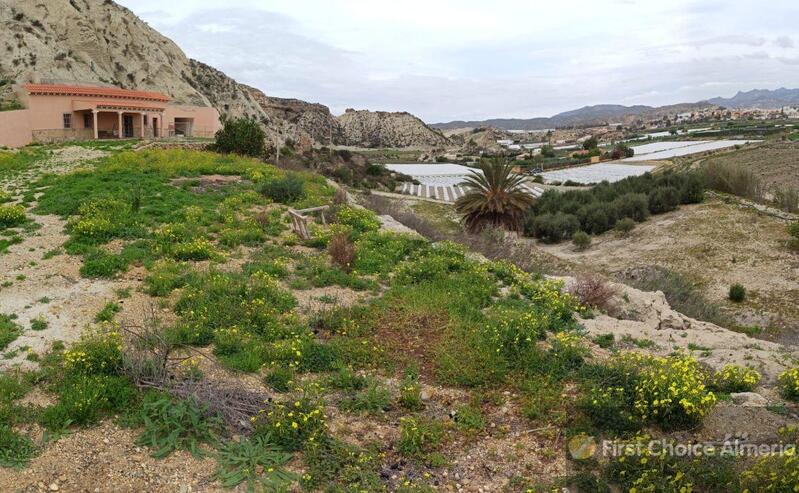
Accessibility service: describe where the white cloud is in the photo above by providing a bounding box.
[121,0,799,122]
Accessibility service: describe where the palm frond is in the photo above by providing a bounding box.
[455,158,536,233]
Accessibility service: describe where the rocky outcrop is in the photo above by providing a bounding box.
[242,86,345,146]
[187,61,268,123]
[0,0,453,149]
[336,109,450,148]
[0,0,210,106]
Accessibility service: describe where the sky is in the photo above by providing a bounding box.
[120,0,799,123]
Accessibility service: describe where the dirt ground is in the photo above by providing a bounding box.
[537,197,799,342]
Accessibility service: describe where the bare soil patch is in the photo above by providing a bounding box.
[538,198,799,342]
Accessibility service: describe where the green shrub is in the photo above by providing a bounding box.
[263,365,295,393]
[578,385,640,433]
[79,249,127,278]
[62,330,123,376]
[399,368,423,411]
[339,380,392,414]
[300,436,383,492]
[788,222,799,251]
[614,217,636,235]
[326,364,368,391]
[728,283,746,302]
[592,333,615,348]
[41,374,136,430]
[144,260,195,296]
[611,193,650,222]
[578,204,612,234]
[135,393,222,458]
[453,404,484,431]
[605,438,739,492]
[679,174,705,204]
[259,174,306,204]
[213,436,295,490]
[529,212,580,243]
[572,230,591,250]
[0,371,32,403]
[335,206,381,236]
[740,453,799,492]
[710,364,760,393]
[0,204,25,228]
[597,352,716,430]
[354,231,426,275]
[0,314,22,351]
[213,117,266,157]
[398,416,444,458]
[647,186,680,214]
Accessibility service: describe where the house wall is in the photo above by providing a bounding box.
[2,88,219,147]
[163,105,221,138]
[0,109,33,148]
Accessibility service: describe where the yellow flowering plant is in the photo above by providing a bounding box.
[252,384,327,451]
[778,367,799,401]
[710,364,760,393]
[0,204,27,228]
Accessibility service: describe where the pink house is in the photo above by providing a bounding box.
[0,83,221,148]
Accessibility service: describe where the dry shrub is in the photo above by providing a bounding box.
[328,233,356,272]
[255,210,271,229]
[333,187,349,205]
[568,275,618,312]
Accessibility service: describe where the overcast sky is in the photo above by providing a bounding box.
[120,0,799,122]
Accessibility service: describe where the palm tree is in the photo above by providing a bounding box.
[455,158,536,233]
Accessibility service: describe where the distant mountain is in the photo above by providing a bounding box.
[432,104,655,131]
[432,89,799,131]
[706,88,799,109]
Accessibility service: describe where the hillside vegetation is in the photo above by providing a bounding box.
[0,145,798,492]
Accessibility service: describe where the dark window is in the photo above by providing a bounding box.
[83,113,92,129]
[143,115,148,126]
[63,113,72,129]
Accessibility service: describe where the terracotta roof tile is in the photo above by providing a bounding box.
[24,84,170,102]
[93,102,166,111]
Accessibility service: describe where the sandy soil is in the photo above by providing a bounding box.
[537,198,799,340]
[0,421,223,493]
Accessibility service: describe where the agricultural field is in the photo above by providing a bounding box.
[698,141,799,191]
[1,144,799,493]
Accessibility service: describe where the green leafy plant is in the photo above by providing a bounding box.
[0,314,22,351]
[339,380,392,414]
[213,436,295,491]
[136,394,222,458]
[0,424,37,469]
[399,367,424,411]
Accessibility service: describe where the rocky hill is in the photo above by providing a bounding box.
[242,85,345,146]
[336,109,450,148]
[0,0,442,149]
[707,88,799,109]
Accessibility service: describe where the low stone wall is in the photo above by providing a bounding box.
[32,128,93,144]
